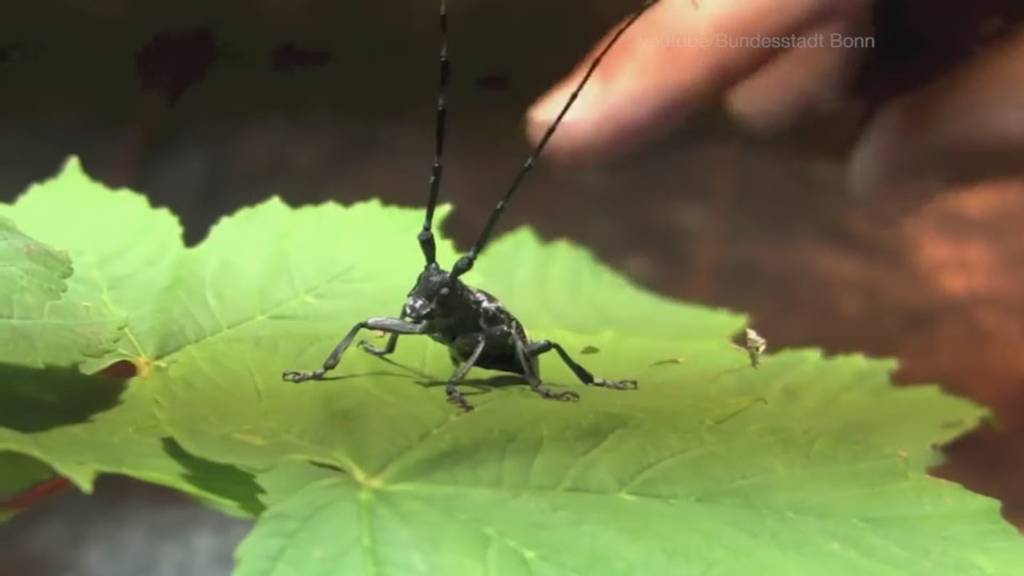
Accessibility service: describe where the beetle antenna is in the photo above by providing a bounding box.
[450,0,656,279]
[418,0,451,266]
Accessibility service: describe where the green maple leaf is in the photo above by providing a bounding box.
[162,221,1022,574]
[0,159,260,514]
[2,158,1022,573]
[0,362,262,516]
[0,216,120,367]
[0,157,184,374]
[0,216,70,302]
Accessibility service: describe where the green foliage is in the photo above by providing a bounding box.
[0,451,54,520]
[0,157,185,373]
[0,216,71,304]
[0,159,260,513]
[0,451,53,495]
[1,158,1023,574]
[0,216,120,367]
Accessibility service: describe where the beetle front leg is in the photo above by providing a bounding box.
[528,340,637,390]
[357,309,407,357]
[283,318,428,383]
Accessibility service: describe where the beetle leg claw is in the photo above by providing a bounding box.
[282,369,324,383]
[446,385,475,412]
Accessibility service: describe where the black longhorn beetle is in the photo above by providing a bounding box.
[283,0,657,411]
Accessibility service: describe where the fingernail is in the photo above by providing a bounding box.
[526,84,567,145]
[528,81,570,124]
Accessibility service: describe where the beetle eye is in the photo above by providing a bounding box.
[439,287,450,297]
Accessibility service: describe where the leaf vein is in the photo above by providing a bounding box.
[158,265,353,361]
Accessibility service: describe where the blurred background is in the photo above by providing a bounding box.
[1,1,1022,574]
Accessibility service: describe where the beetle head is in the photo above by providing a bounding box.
[404,263,456,321]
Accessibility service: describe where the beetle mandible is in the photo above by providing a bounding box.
[283,0,657,411]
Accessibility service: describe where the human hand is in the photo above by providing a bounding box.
[527,0,1024,199]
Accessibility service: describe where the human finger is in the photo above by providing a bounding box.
[725,10,872,132]
[526,0,868,162]
[849,25,1024,206]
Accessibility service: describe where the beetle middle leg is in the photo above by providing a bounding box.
[283,317,427,383]
[514,335,579,402]
[528,340,638,390]
[445,334,486,412]
[357,332,399,357]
